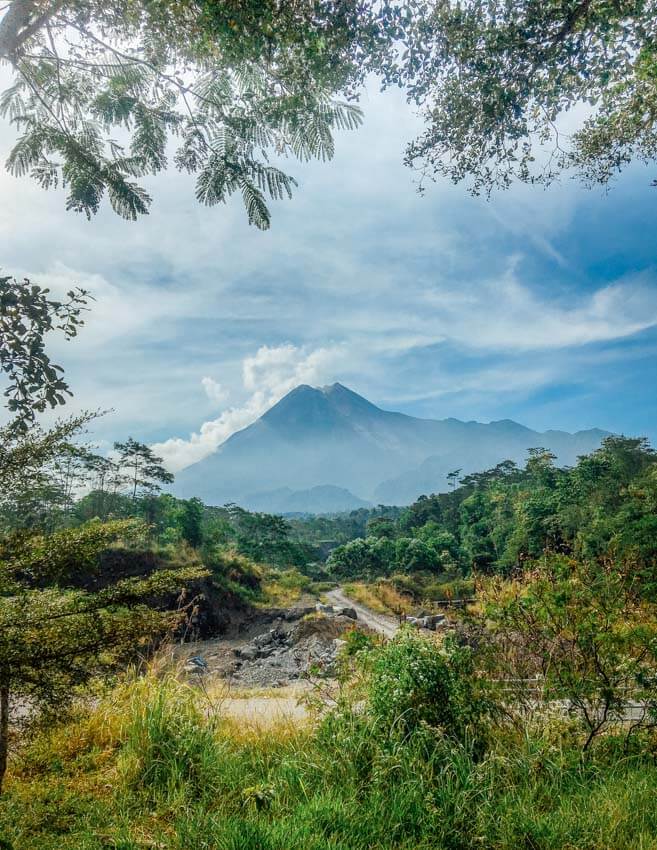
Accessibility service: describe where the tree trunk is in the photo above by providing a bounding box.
[0,681,9,794]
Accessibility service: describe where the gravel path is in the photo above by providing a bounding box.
[326,587,399,639]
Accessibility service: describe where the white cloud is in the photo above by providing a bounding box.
[201,377,229,405]
[414,270,657,352]
[242,343,343,394]
[4,261,196,357]
[152,343,347,471]
[2,67,656,448]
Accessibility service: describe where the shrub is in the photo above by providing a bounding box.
[342,627,376,657]
[481,557,657,751]
[367,630,490,743]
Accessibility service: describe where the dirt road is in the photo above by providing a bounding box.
[326,587,399,639]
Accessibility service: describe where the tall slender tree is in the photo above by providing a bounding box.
[114,437,174,500]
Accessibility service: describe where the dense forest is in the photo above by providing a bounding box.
[326,436,657,583]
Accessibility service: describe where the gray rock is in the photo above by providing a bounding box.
[422,614,447,629]
[316,603,335,614]
[237,645,259,660]
[284,606,315,621]
[336,606,357,620]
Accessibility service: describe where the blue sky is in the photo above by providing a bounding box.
[1,83,656,469]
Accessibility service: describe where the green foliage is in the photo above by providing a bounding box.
[326,436,657,584]
[0,517,208,791]
[0,275,89,431]
[179,498,203,549]
[327,535,392,578]
[4,0,657,219]
[0,517,146,587]
[289,506,401,546]
[394,537,439,572]
[0,412,95,533]
[482,556,657,749]
[211,504,312,569]
[261,567,316,607]
[388,573,475,604]
[11,665,657,849]
[118,677,221,802]
[389,0,657,193]
[203,547,262,602]
[0,0,381,227]
[341,627,375,657]
[113,437,173,500]
[367,630,488,742]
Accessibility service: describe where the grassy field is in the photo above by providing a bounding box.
[4,645,657,850]
[342,575,475,616]
[342,580,412,614]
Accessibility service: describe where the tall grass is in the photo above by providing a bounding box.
[4,669,657,849]
[117,676,223,803]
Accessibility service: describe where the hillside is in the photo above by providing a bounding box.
[246,485,372,515]
[174,383,608,510]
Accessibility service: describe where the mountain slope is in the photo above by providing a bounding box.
[245,485,372,515]
[174,383,608,509]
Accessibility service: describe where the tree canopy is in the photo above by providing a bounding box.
[388,0,657,193]
[327,436,657,582]
[2,0,657,216]
[114,437,174,500]
[0,0,383,226]
[0,274,89,431]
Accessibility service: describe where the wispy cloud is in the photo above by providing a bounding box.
[1,76,656,449]
[414,269,657,352]
[152,343,347,471]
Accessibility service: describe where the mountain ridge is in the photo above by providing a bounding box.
[174,383,609,512]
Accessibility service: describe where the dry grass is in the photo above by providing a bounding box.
[260,568,316,606]
[6,660,657,850]
[343,581,413,615]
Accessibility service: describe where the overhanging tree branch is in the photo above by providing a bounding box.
[0,0,60,60]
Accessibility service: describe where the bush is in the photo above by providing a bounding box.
[423,577,475,601]
[367,630,490,743]
[342,627,376,657]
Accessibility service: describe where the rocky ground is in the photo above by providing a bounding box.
[175,601,368,689]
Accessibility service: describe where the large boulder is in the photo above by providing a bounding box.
[406,613,447,630]
[335,606,358,620]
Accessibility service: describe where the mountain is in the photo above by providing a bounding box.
[174,383,609,510]
[245,485,372,515]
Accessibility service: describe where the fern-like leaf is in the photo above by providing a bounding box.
[240,177,270,229]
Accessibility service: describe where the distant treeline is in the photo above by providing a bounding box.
[7,430,656,588]
[325,436,657,583]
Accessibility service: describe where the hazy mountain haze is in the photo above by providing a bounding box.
[174,383,608,511]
